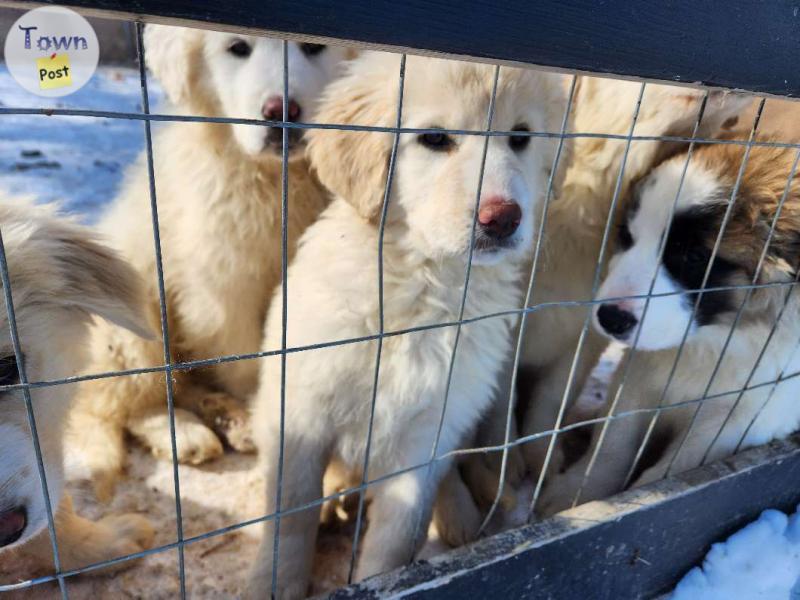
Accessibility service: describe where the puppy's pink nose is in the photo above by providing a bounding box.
[0,507,26,548]
[262,96,302,122]
[478,196,522,239]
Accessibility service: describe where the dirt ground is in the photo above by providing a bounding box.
[0,345,622,599]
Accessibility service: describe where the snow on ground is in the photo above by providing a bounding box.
[672,506,800,600]
[0,64,161,219]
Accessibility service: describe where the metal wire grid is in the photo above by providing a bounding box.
[0,18,798,598]
[348,53,407,582]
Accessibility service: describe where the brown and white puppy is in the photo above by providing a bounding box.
[68,24,351,501]
[245,52,565,599]
[515,79,751,480]
[538,139,800,515]
[0,199,153,580]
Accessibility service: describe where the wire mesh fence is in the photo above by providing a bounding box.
[1,3,800,599]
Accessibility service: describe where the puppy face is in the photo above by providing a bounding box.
[308,53,565,265]
[0,201,150,550]
[595,142,800,350]
[397,60,563,264]
[145,25,350,157]
[0,315,84,551]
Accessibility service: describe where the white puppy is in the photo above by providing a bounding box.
[0,199,154,577]
[69,25,351,500]
[245,52,565,598]
[539,140,800,515]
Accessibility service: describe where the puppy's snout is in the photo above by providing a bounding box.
[478,196,522,239]
[262,96,302,122]
[0,506,26,548]
[597,304,638,339]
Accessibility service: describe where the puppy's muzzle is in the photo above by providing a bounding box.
[0,506,26,548]
[265,127,304,152]
[262,95,304,153]
[597,303,638,339]
[478,196,521,240]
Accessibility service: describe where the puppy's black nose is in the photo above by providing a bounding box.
[0,507,26,548]
[597,304,638,338]
[262,95,301,122]
[478,196,522,239]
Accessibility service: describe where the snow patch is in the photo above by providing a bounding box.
[672,505,800,600]
[0,64,161,220]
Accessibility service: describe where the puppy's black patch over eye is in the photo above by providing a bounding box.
[617,221,634,250]
[300,43,326,56]
[663,207,740,326]
[418,130,454,152]
[509,125,530,151]
[0,355,20,387]
[228,39,252,58]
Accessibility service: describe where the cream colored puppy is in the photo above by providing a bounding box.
[0,200,153,577]
[246,52,565,599]
[517,79,751,477]
[69,24,351,500]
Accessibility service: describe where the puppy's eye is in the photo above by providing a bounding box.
[617,221,634,251]
[509,125,531,151]
[301,43,326,56]
[228,39,252,58]
[0,355,20,387]
[418,130,454,152]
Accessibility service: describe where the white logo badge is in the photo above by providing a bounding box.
[4,6,99,97]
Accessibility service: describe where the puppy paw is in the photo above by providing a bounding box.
[99,513,155,558]
[91,469,122,505]
[195,392,255,454]
[484,444,527,488]
[533,489,570,520]
[434,469,482,547]
[165,419,224,465]
[50,500,156,575]
[434,496,481,547]
[462,455,518,513]
[532,471,585,519]
[130,407,224,465]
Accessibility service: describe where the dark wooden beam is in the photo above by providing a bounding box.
[4,1,800,98]
[328,436,800,599]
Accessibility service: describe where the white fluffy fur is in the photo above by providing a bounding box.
[0,198,154,575]
[245,53,565,598]
[68,25,350,500]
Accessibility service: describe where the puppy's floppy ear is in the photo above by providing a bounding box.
[545,74,574,199]
[306,59,397,221]
[52,232,154,339]
[143,24,201,107]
